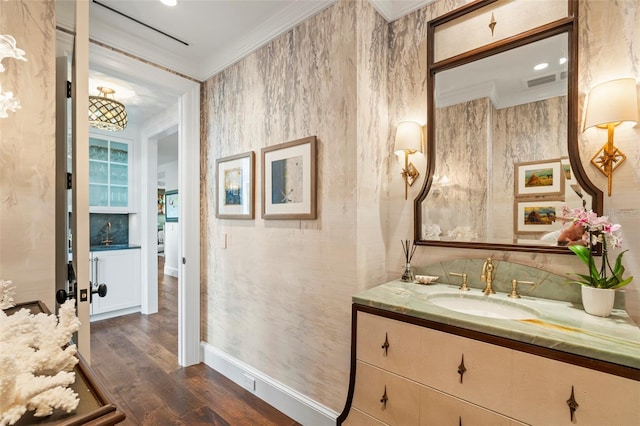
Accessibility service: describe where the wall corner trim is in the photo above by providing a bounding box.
[201,342,338,426]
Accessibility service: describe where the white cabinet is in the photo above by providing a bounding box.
[340,309,639,426]
[90,249,140,319]
[89,135,133,212]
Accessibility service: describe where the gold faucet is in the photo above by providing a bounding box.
[481,257,495,295]
[102,222,113,246]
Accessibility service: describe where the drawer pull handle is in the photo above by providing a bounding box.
[457,354,466,384]
[566,385,579,422]
[380,386,388,410]
[381,333,390,357]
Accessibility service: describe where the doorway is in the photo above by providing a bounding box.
[57,28,200,365]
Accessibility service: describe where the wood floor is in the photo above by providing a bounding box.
[89,257,300,426]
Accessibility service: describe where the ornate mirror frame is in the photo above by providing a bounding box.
[415,0,602,254]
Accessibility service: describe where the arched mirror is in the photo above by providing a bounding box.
[415,0,602,254]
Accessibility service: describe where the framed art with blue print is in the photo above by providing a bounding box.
[215,151,255,219]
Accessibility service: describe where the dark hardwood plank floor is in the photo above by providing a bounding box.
[89,256,300,426]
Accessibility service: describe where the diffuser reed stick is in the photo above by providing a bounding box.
[400,240,416,282]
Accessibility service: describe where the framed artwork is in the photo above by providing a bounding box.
[514,159,564,198]
[157,189,165,215]
[165,190,179,222]
[560,156,577,185]
[215,151,255,219]
[261,136,317,219]
[513,200,564,234]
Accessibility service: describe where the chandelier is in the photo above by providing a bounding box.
[88,86,128,131]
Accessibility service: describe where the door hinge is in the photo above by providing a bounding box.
[66,172,72,189]
[66,81,72,98]
[182,257,186,265]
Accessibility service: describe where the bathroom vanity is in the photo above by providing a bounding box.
[337,281,640,425]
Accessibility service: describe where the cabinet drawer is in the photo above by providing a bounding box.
[343,407,388,426]
[357,312,422,378]
[417,327,514,416]
[420,385,525,426]
[353,361,420,426]
[512,351,640,425]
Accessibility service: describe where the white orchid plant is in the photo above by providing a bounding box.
[561,206,633,289]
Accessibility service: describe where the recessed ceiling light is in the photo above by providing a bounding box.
[160,0,177,6]
[534,62,549,71]
[559,57,567,65]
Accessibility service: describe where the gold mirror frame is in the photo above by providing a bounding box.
[415,0,602,254]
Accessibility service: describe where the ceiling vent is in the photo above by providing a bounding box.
[527,74,557,88]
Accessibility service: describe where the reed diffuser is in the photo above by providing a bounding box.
[400,240,417,282]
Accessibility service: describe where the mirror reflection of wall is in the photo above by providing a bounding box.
[421,27,594,247]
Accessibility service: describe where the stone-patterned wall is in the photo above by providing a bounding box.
[356,1,390,289]
[201,0,386,411]
[389,0,640,325]
[0,0,56,308]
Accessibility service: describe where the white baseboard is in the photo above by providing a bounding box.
[201,342,338,426]
[90,306,140,322]
[164,265,178,277]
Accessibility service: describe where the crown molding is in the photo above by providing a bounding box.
[367,0,432,22]
[198,0,338,80]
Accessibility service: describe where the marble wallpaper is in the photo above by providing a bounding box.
[0,0,56,309]
[202,0,389,411]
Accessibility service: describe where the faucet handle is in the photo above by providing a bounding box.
[508,279,535,298]
[449,272,469,291]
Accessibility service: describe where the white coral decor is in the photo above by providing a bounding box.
[0,280,15,310]
[0,300,81,426]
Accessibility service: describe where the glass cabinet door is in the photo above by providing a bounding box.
[89,136,130,210]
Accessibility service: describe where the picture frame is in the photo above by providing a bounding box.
[165,190,179,222]
[215,151,255,219]
[560,156,576,185]
[262,136,317,220]
[513,199,564,234]
[157,188,165,215]
[514,159,564,198]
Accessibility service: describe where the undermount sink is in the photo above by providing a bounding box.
[426,293,540,320]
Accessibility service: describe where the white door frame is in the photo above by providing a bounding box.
[90,45,201,366]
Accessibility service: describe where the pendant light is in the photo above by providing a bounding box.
[88,86,128,131]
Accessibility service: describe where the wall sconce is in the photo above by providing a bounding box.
[394,121,424,200]
[583,78,639,196]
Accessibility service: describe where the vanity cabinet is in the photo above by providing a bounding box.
[339,306,639,426]
[90,249,140,319]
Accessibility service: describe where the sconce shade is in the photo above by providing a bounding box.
[583,78,639,131]
[88,86,128,131]
[394,121,424,154]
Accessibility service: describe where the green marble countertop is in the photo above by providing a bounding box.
[353,281,640,370]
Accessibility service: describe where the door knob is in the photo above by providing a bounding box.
[90,283,108,302]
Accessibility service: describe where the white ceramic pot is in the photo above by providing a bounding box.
[581,286,615,317]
